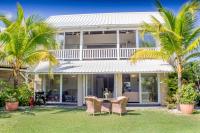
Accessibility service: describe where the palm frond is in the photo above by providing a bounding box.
[186,37,200,52]
[0,15,12,27]
[155,0,176,30]
[185,52,200,61]
[186,27,200,44]
[24,50,58,65]
[130,49,169,63]
[16,3,24,24]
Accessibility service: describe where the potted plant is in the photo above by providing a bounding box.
[5,96,19,111]
[0,81,19,111]
[178,83,198,114]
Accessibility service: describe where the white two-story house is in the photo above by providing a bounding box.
[33,12,173,106]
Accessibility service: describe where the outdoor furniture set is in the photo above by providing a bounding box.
[85,96,128,116]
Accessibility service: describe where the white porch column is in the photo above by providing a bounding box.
[78,75,83,106]
[33,74,37,100]
[136,29,139,48]
[63,32,65,49]
[114,73,122,97]
[139,73,142,103]
[59,75,63,103]
[42,75,46,95]
[116,30,120,60]
[79,31,83,60]
[82,75,86,104]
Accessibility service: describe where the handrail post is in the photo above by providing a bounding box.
[80,31,83,60]
[117,30,120,60]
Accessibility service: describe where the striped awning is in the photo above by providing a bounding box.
[31,60,174,74]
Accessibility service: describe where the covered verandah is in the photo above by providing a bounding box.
[31,60,173,106]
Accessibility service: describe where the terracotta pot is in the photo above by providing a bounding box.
[5,102,19,111]
[180,104,194,114]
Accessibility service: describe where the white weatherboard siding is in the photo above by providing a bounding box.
[46,12,163,29]
[32,60,174,74]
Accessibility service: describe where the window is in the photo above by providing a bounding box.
[139,32,156,47]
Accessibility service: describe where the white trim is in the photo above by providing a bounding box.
[157,73,161,104]
[57,28,140,33]
[139,73,142,103]
[59,74,63,103]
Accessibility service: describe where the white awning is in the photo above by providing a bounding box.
[31,60,174,74]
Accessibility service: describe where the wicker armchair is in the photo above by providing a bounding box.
[111,96,128,116]
[85,96,102,116]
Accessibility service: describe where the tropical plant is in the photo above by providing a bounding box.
[17,83,33,106]
[178,83,198,104]
[0,80,17,103]
[131,0,200,90]
[0,3,58,88]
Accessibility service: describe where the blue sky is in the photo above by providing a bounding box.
[0,0,189,18]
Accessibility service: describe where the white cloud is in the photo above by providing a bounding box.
[0,10,13,20]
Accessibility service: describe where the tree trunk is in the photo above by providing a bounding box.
[13,67,20,89]
[177,63,182,89]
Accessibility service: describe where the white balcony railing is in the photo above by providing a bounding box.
[50,49,80,60]
[50,48,158,60]
[83,48,117,59]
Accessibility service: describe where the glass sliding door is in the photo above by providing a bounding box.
[62,75,77,103]
[122,74,139,103]
[46,75,60,102]
[141,74,158,103]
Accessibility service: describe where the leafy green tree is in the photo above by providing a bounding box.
[131,0,200,90]
[0,3,57,88]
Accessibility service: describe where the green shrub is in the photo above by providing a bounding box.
[0,81,33,106]
[17,83,33,106]
[178,83,199,104]
[0,80,17,106]
[165,73,178,109]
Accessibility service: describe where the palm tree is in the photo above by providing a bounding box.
[0,3,57,88]
[131,0,200,90]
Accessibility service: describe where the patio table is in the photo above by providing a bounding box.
[98,98,115,114]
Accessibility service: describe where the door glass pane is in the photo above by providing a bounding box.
[62,75,77,103]
[46,75,60,102]
[86,74,114,98]
[141,74,158,103]
[122,74,139,102]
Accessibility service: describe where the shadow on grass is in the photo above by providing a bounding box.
[21,110,36,116]
[51,108,85,114]
[193,110,200,115]
[0,111,12,118]
[126,110,141,116]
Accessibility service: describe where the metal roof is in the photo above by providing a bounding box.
[46,12,163,29]
[32,60,174,74]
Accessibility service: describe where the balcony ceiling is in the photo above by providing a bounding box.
[46,12,163,29]
[31,60,174,74]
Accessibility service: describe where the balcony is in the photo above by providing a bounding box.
[50,48,158,60]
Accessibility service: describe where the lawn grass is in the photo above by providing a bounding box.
[0,107,200,133]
